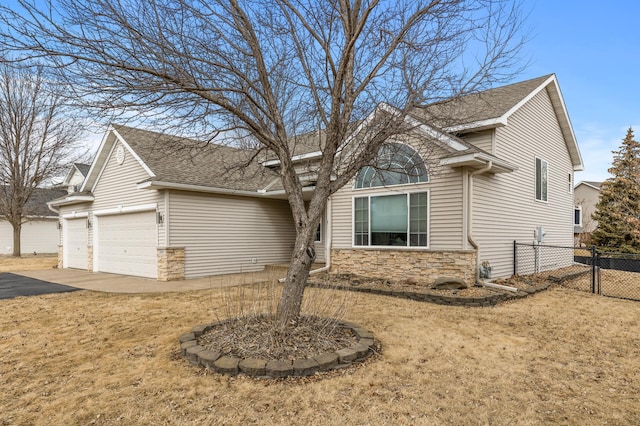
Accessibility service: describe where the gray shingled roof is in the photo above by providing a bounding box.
[74,163,91,177]
[271,75,554,159]
[410,75,553,129]
[108,75,564,192]
[0,187,67,217]
[113,125,280,192]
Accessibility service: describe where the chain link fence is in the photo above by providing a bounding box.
[514,242,640,302]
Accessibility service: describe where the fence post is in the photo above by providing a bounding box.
[596,251,601,295]
[513,240,517,276]
[590,245,596,294]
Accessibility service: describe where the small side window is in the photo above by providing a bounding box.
[535,158,548,202]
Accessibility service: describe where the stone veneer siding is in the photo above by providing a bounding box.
[157,247,185,281]
[330,249,477,286]
[87,245,93,272]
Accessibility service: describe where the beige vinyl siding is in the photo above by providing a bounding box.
[331,144,464,251]
[90,142,165,246]
[313,213,326,263]
[473,88,575,277]
[574,184,600,233]
[460,130,494,154]
[0,219,59,254]
[168,191,296,278]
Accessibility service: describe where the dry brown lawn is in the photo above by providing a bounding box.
[0,254,57,272]
[1,259,639,425]
[563,267,640,301]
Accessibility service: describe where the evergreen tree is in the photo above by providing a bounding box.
[592,128,640,253]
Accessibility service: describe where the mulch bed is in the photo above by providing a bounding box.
[197,315,358,361]
[307,272,553,307]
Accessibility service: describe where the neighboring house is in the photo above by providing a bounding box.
[573,181,601,245]
[50,74,583,283]
[0,187,67,254]
[59,163,91,194]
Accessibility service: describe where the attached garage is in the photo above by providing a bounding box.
[64,217,89,269]
[94,210,158,279]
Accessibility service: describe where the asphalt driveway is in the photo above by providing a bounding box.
[0,273,79,299]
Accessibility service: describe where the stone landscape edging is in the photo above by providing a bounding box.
[179,320,375,378]
[307,280,552,307]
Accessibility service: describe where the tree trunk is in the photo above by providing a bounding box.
[12,222,21,257]
[276,227,316,328]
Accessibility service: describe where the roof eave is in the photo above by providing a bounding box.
[444,117,508,133]
[262,151,323,167]
[48,195,95,207]
[440,152,518,173]
[138,180,316,200]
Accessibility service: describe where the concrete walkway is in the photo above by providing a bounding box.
[15,268,289,294]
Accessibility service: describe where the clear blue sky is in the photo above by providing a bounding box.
[520,0,640,183]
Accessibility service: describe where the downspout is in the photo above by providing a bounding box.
[468,162,492,284]
[309,196,332,275]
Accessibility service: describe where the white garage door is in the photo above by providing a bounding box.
[65,218,88,269]
[96,211,157,279]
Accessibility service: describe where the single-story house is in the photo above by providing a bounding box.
[49,74,583,283]
[574,181,601,245]
[0,187,67,254]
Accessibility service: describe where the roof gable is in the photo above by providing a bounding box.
[82,125,280,194]
[81,126,155,192]
[575,181,602,191]
[412,75,552,130]
[412,74,583,171]
[62,162,91,187]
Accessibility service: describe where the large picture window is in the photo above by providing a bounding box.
[535,157,548,202]
[353,192,428,247]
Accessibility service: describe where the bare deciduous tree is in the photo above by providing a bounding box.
[0,64,82,256]
[0,0,526,324]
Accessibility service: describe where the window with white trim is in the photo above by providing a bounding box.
[574,206,582,226]
[535,157,548,201]
[353,192,428,247]
[355,143,428,189]
[568,173,573,194]
[315,222,322,243]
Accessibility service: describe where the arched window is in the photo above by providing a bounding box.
[355,143,428,189]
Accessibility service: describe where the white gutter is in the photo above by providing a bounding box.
[48,195,95,207]
[262,151,323,167]
[47,202,59,215]
[440,152,518,173]
[138,179,315,199]
[467,161,492,284]
[444,117,508,133]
